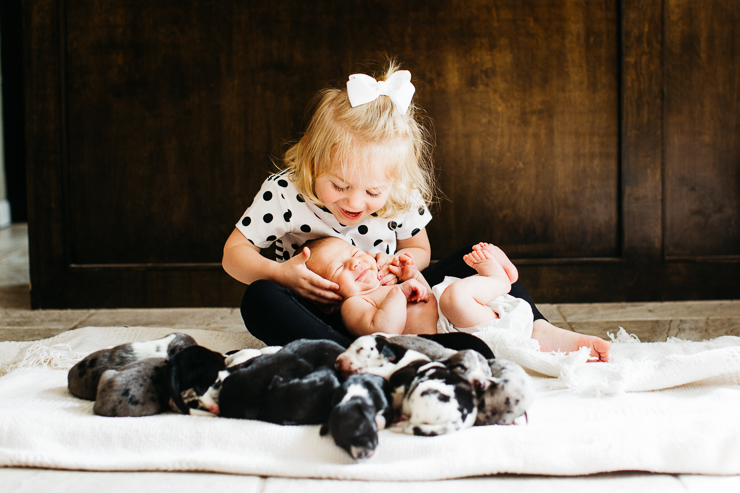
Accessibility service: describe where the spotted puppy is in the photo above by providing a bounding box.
[68,333,196,400]
[93,358,170,417]
[320,374,393,460]
[475,358,534,426]
[335,335,430,379]
[390,358,477,436]
[443,349,492,392]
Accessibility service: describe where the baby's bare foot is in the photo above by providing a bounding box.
[472,243,519,283]
[532,320,611,362]
[463,247,507,277]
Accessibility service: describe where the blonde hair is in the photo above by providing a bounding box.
[283,59,435,217]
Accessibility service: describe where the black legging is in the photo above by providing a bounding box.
[240,243,545,350]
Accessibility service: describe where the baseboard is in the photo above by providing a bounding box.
[0,199,10,229]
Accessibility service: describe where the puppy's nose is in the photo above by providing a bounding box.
[474,379,489,391]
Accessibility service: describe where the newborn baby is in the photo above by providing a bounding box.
[303,237,532,338]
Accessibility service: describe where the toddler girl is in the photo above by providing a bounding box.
[222,60,610,361]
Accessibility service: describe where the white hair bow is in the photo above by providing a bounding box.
[346,70,416,114]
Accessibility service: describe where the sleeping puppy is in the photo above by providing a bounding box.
[443,349,492,392]
[335,335,430,379]
[68,333,196,400]
[391,360,477,436]
[93,358,169,417]
[168,345,226,416]
[259,367,340,425]
[219,339,345,423]
[475,358,534,426]
[320,374,393,460]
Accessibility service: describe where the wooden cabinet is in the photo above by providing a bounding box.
[24,0,739,308]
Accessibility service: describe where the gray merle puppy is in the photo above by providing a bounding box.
[475,358,534,426]
[68,333,196,400]
[93,358,170,417]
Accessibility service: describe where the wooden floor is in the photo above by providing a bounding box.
[1,223,738,492]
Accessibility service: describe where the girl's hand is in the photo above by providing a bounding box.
[374,252,399,286]
[277,248,342,305]
[399,278,428,303]
[388,253,418,282]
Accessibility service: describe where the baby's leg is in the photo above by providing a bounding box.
[532,320,611,362]
[438,245,512,329]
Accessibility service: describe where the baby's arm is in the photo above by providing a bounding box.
[341,280,428,336]
[222,228,341,304]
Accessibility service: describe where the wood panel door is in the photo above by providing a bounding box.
[24,0,739,308]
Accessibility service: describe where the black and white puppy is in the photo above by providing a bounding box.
[335,335,430,379]
[68,333,196,401]
[390,359,477,436]
[443,349,492,392]
[320,374,393,460]
[219,339,345,424]
[168,345,226,416]
[93,358,170,417]
[475,358,534,426]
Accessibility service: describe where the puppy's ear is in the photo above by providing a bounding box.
[379,340,406,363]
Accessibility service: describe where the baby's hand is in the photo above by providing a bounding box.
[399,278,428,303]
[278,247,342,305]
[374,252,399,286]
[388,253,418,282]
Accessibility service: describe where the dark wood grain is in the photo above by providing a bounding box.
[23,0,740,307]
[664,0,740,258]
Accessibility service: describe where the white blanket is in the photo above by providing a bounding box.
[1,326,739,479]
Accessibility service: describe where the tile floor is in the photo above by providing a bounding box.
[1,223,739,492]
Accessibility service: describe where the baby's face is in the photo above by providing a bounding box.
[307,238,380,298]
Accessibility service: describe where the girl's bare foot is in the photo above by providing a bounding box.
[532,319,611,362]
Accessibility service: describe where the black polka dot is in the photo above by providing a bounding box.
[418,207,425,215]
[283,251,291,260]
[301,224,311,233]
[320,206,331,213]
[284,210,292,222]
[386,245,390,254]
[263,213,273,223]
[278,179,288,187]
[297,194,305,202]
[351,239,356,246]
[398,224,403,228]
[266,235,276,242]
[292,244,298,251]
[263,191,273,201]
[374,239,383,247]
[411,228,420,236]
[358,225,368,235]
[339,222,346,227]
[388,221,397,231]
[332,228,340,234]
[371,212,379,217]
[281,194,285,199]
[241,216,251,227]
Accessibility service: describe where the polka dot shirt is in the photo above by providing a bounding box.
[236,172,433,262]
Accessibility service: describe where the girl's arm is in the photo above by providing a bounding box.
[222,228,341,304]
[395,228,431,270]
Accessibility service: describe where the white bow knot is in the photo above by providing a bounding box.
[346,70,416,114]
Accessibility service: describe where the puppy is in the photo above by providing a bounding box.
[219,339,345,423]
[335,335,429,379]
[443,350,492,392]
[391,360,477,436]
[259,367,340,425]
[168,345,226,416]
[68,333,196,400]
[386,335,456,360]
[93,358,169,417]
[475,358,534,426]
[320,374,393,460]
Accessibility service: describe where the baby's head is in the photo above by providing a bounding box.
[284,59,435,221]
[303,237,380,299]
